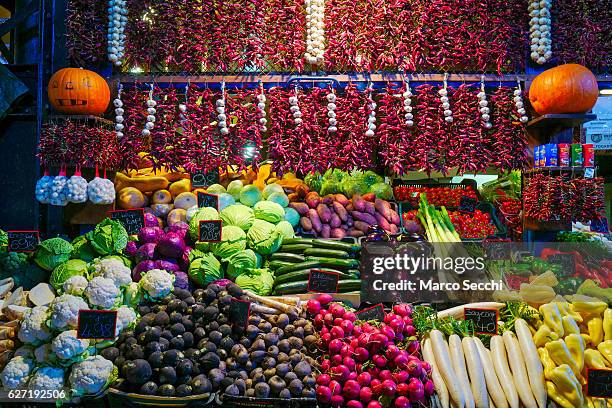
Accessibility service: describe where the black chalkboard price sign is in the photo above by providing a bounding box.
[356,304,385,322]
[7,230,40,253]
[229,298,251,328]
[307,270,339,293]
[197,192,219,210]
[199,220,222,242]
[191,169,220,188]
[77,310,117,339]
[587,368,612,398]
[109,208,145,235]
[464,308,498,335]
[549,253,576,276]
[459,196,477,212]
[484,241,511,261]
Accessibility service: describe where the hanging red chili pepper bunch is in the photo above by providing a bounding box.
[567,177,606,222]
[551,0,611,72]
[262,0,306,72]
[489,87,529,171]
[66,0,107,67]
[119,87,155,170]
[223,88,264,171]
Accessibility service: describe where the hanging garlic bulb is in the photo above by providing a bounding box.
[365,84,376,137]
[256,83,267,133]
[35,170,54,204]
[217,82,229,136]
[529,0,552,64]
[514,81,529,123]
[141,84,156,137]
[289,88,302,129]
[114,84,124,138]
[304,0,325,66]
[326,90,337,133]
[477,77,492,129]
[49,167,69,207]
[403,80,414,127]
[65,168,88,204]
[440,74,453,123]
[107,0,127,66]
[88,168,115,205]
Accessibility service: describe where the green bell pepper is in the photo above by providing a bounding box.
[557,277,584,295]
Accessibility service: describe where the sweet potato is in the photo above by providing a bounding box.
[321,195,334,205]
[308,209,323,233]
[389,224,399,233]
[364,201,376,215]
[374,213,392,232]
[345,203,354,212]
[332,202,348,221]
[352,195,366,212]
[305,192,320,208]
[334,194,349,206]
[346,218,354,227]
[349,230,365,238]
[331,228,346,238]
[362,192,376,202]
[295,184,309,198]
[330,213,341,228]
[316,204,332,223]
[288,192,299,202]
[352,211,377,225]
[300,217,313,231]
[375,199,392,219]
[389,209,400,225]
[289,202,309,216]
[321,225,331,238]
[354,221,370,233]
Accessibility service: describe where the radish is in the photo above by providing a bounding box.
[370,379,382,396]
[347,400,363,408]
[353,325,362,336]
[316,385,332,403]
[343,379,361,399]
[393,303,412,316]
[394,353,409,369]
[331,354,343,366]
[329,303,345,318]
[381,326,396,341]
[396,383,409,396]
[331,395,345,407]
[404,325,416,336]
[330,326,345,339]
[386,345,400,359]
[394,396,411,408]
[343,311,357,322]
[313,314,324,329]
[389,317,405,333]
[321,333,332,345]
[329,339,343,354]
[341,344,352,357]
[367,401,382,408]
[331,365,349,382]
[317,293,333,305]
[407,339,419,354]
[424,380,435,396]
[340,319,355,334]
[343,356,356,371]
[334,317,344,326]
[321,326,329,335]
[359,386,373,403]
[317,374,331,386]
[321,359,331,372]
[306,299,321,315]
[378,369,392,381]
[407,360,422,377]
[324,313,334,326]
[393,370,409,384]
[407,377,424,402]
[354,347,369,362]
[348,371,358,381]
[329,380,342,395]
[373,354,387,368]
[357,372,371,387]
[381,379,397,396]
[421,361,431,373]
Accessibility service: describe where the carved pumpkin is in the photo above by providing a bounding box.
[48,68,110,115]
[528,64,599,115]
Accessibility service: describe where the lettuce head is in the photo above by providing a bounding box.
[246,219,282,255]
[71,235,97,262]
[188,252,223,287]
[226,249,261,280]
[275,221,295,240]
[239,185,262,207]
[49,259,88,291]
[235,268,274,296]
[210,226,246,260]
[86,218,128,256]
[254,201,285,224]
[34,237,74,271]
[220,204,254,231]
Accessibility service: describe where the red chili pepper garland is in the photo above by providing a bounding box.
[66,0,107,66]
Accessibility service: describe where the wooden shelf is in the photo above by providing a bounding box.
[527,114,597,129]
[523,218,571,232]
[525,166,591,174]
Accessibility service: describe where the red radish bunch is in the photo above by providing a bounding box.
[308,295,434,408]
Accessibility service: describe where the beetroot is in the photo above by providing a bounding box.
[316,386,332,403]
[342,380,361,399]
[407,378,424,402]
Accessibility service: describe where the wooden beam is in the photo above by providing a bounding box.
[0,0,36,36]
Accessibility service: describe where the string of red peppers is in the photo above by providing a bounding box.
[65,0,107,67]
[524,174,605,222]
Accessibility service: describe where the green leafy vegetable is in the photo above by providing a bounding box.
[188,207,220,241]
[34,237,74,271]
[235,268,274,295]
[86,218,128,256]
[246,219,283,255]
[209,226,247,259]
[220,204,254,231]
[253,201,285,224]
[188,252,223,287]
[50,259,88,290]
[226,249,260,279]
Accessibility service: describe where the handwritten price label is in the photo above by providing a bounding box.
[109,209,145,235]
[199,220,222,242]
[7,231,40,252]
[307,270,339,293]
[464,308,498,335]
[191,169,219,188]
[77,310,117,339]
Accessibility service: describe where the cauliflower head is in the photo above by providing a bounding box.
[140,269,174,300]
[0,356,35,389]
[18,306,52,345]
[115,306,137,336]
[91,258,132,287]
[84,277,120,309]
[52,330,90,360]
[34,343,53,364]
[68,355,115,396]
[14,345,34,359]
[48,294,89,330]
[63,275,89,296]
[28,366,65,390]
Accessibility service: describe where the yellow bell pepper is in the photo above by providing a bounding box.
[538,347,556,380]
[571,296,607,316]
[534,324,559,347]
[604,308,611,341]
[597,340,612,365]
[586,315,604,345]
[581,333,592,347]
[558,301,584,323]
[550,364,586,408]
[563,315,581,336]
[540,303,565,337]
[546,381,576,408]
[565,334,585,372]
[545,339,584,382]
[585,349,608,370]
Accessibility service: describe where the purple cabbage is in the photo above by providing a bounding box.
[156,232,186,258]
[180,246,193,270]
[132,260,156,282]
[138,226,164,244]
[173,271,190,290]
[213,279,232,287]
[144,212,161,227]
[165,222,189,240]
[136,243,157,262]
[124,241,138,257]
[155,258,180,272]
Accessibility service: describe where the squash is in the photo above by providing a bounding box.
[117,187,146,209]
[169,179,191,198]
[174,192,197,209]
[529,64,599,115]
[167,208,187,225]
[152,189,172,204]
[253,164,271,190]
[114,172,169,193]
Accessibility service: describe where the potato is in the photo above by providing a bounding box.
[174,192,197,209]
[152,189,172,204]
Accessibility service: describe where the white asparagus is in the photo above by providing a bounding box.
[265,296,301,306]
[449,334,475,408]
[514,319,547,408]
[473,337,509,408]
[423,337,451,408]
[462,337,489,408]
[437,303,505,320]
[249,303,281,315]
[490,335,520,408]
[243,290,295,313]
[430,330,466,408]
[502,331,537,408]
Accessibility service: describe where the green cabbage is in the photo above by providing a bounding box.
[275,221,295,240]
[226,249,260,279]
[49,259,88,291]
[359,170,384,189]
[262,184,284,199]
[267,192,289,207]
[226,180,244,199]
[34,237,74,271]
[304,172,322,193]
[246,219,283,255]
[188,207,220,241]
[239,185,262,207]
[188,252,223,287]
[86,218,128,256]
[284,207,300,228]
[220,204,254,231]
[206,184,226,194]
[370,182,394,200]
[210,226,246,259]
[71,236,97,262]
[253,201,285,224]
[235,268,274,295]
[218,193,236,211]
[0,229,7,254]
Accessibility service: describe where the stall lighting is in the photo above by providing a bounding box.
[600,89,612,95]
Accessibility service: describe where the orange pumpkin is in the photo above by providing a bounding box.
[48,68,110,115]
[528,64,599,115]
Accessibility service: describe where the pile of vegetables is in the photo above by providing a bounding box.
[0,231,49,290]
[403,208,498,240]
[290,192,400,238]
[307,295,433,408]
[394,184,478,207]
[0,278,23,372]
[304,170,393,201]
[270,238,361,295]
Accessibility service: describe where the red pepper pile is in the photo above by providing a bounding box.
[403,208,496,239]
[541,248,610,288]
[524,174,606,223]
[393,185,478,207]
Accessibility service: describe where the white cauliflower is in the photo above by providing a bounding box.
[28,366,65,390]
[18,306,52,345]
[0,356,35,389]
[140,269,174,300]
[48,294,89,330]
[52,330,90,360]
[34,343,53,364]
[63,275,89,296]
[115,306,137,335]
[84,277,120,309]
[91,258,132,287]
[68,355,115,396]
